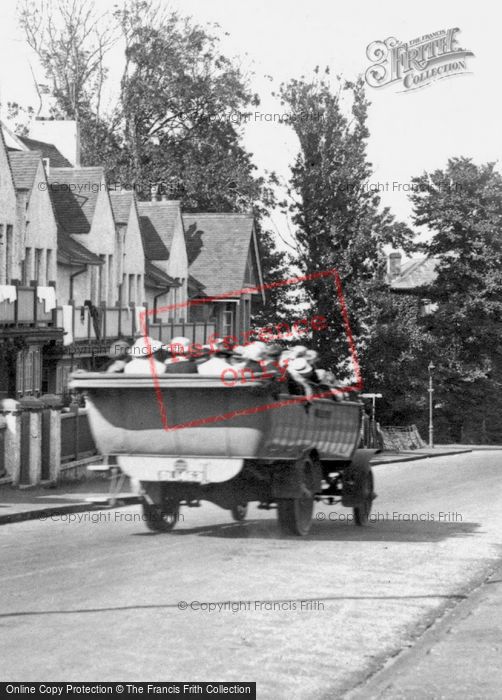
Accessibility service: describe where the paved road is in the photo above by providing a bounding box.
[1,452,501,698]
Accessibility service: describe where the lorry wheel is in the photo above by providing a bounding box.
[142,499,179,532]
[277,456,315,536]
[231,503,248,521]
[353,471,374,526]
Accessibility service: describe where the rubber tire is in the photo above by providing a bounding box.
[353,471,374,526]
[142,499,180,532]
[277,456,315,536]
[231,503,248,522]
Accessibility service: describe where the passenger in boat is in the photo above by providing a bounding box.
[197,340,234,375]
[123,336,166,375]
[287,356,316,398]
[164,336,198,374]
[105,339,131,373]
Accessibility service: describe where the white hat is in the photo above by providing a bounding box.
[131,336,163,357]
[289,357,314,376]
[242,341,267,362]
[168,336,191,355]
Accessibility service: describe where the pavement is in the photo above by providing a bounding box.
[348,561,502,699]
[1,450,502,696]
[0,445,495,525]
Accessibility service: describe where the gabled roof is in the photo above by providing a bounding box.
[182,213,260,297]
[57,228,103,266]
[390,256,440,291]
[48,167,106,235]
[17,135,72,167]
[138,211,170,260]
[110,190,135,225]
[8,150,42,192]
[144,260,178,289]
[137,200,181,252]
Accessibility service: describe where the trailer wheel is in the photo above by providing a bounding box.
[142,499,180,532]
[231,503,248,522]
[353,471,374,526]
[277,456,315,536]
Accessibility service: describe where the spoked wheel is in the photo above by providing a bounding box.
[231,503,248,522]
[277,456,316,536]
[353,471,374,526]
[142,499,180,532]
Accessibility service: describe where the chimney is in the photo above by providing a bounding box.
[27,119,81,167]
[42,157,50,176]
[150,183,159,201]
[388,252,402,279]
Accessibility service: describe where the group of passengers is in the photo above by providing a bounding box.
[105,335,347,401]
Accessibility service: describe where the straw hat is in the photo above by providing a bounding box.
[289,357,314,376]
[130,336,163,357]
[168,336,191,355]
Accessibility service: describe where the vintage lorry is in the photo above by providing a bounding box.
[69,373,376,536]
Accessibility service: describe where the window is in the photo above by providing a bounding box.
[6,226,13,283]
[34,248,43,283]
[108,255,113,303]
[98,255,106,303]
[46,249,53,282]
[128,274,135,304]
[24,248,33,285]
[223,304,234,338]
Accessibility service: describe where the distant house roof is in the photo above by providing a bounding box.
[110,190,135,225]
[8,150,41,192]
[48,167,105,235]
[390,256,440,291]
[182,213,260,297]
[18,135,72,167]
[137,201,181,257]
[144,260,178,289]
[57,228,103,266]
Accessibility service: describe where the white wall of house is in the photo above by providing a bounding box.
[166,208,188,318]
[0,131,18,285]
[122,204,145,306]
[21,159,58,285]
[70,179,116,306]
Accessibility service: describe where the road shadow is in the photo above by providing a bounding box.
[140,517,482,543]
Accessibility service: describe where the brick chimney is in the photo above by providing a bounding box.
[388,252,402,279]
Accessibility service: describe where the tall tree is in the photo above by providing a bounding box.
[409,158,502,442]
[278,70,413,374]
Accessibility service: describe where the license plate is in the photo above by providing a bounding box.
[158,469,205,482]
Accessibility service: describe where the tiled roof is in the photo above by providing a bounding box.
[137,200,181,252]
[57,228,103,266]
[138,207,172,261]
[110,190,134,224]
[390,256,440,290]
[145,260,178,289]
[48,167,105,235]
[182,213,255,296]
[8,150,41,192]
[18,135,72,167]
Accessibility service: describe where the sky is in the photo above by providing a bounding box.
[0,0,499,248]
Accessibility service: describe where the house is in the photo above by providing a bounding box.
[0,129,64,399]
[387,252,440,315]
[137,199,187,322]
[49,167,117,307]
[109,190,145,308]
[183,212,264,338]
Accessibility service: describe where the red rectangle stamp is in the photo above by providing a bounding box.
[139,268,363,431]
